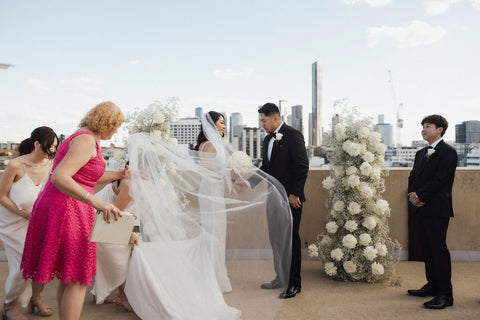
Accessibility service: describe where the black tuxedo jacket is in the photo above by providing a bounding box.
[260,124,309,203]
[408,140,457,218]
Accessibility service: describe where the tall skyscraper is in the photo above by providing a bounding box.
[312,62,322,146]
[291,105,303,133]
[278,100,289,123]
[229,112,243,143]
[308,113,313,146]
[456,120,480,143]
[376,114,393,147]
[195,107,203,118]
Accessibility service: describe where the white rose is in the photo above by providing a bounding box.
[330,248,344,261]
[154,112,165,124]
[376,155,386,166]
[320,235,333,246]
[343,140,362,157]
[344,220,358,232]
[326,221,339,234]
[343,260,357,273]
[359,182,374,199]
[324,262,337,276]
[329,209,338,219]
[347,201,362,215]
[372,262,384,275]
[275,133,283,141]
[363,246,378,261]
[308,244,319,257]
[359,233,372,246]
[228,151,253,175]
[333,165,345,177]
[342,234,357,249]
[363,216,378,231]
[334,124,346,141]
[347,175,360,188]
[375,243,388,256]
[358,127,370,139]
[322,176,335,190]
[362,151,375,163]
[370,167,382,180]
[359,162,372,176]
[374,199,390,216]
[376,143,387,155]
[346,166,357,176]
[368,131,382,145]
[333,200,345,212]
[427,148,436,156]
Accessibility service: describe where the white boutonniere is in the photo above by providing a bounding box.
[275,133,283,142]
[427,148,435,157]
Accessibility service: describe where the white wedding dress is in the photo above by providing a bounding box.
[0,172,47,307]
[91,184,134,304]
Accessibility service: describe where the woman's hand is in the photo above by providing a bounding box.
[18,209,31,220]
[97,200,122,223]
[129,233,139,246]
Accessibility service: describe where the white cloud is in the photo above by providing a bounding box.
[367,20,445,48]
[425,1,451,15]
[26,78,50,91]
[213,67,255,80]
[342,0,392,7]
[471,0,480,9]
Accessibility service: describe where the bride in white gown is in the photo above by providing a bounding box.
[123,112,292,320]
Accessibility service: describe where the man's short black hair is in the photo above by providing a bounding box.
[421,114,449,136]
[258,103,280,117]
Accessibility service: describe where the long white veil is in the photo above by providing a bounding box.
[124,112,292,320]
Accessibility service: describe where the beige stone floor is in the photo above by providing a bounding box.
[1,260,480,320]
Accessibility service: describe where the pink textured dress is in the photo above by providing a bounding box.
[21,131,105,285]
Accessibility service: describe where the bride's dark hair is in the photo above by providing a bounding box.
[194,111,224,151]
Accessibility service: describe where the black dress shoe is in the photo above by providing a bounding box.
[423,295,453,309]
[261,278,282,290]
[407,284,435,297]
[279,285,301,299]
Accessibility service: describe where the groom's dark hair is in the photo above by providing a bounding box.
[421,114,448,136]
[258,103,280,117]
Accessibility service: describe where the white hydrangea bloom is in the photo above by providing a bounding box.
[326,221,339,234]
[331,248,344,261]
[359,162,372,176]
[358,127,371,139]
[324,262,338,276]
[362,151,375,163]
[322,176,335,190]
[342,234,357,249]
[343,260,357,273]
[344,220,358,232]
[334,124,347,141]
[363,216,378,231]
[363,246,378,261]
[346,166,358,176]
[375,243,388,256]
[347,201,362,215]
[308,244,319,257]
[347,175,361,188]
[359,233,372,246]
[333,200,345,212]
[372,262,384,275]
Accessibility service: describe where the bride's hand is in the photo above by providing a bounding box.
[97,201,122,223]
[129,233,139,246]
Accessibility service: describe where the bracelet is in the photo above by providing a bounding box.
[84,192,90,202]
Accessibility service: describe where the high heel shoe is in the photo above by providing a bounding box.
[1,303,28,320]
[28,297,53,317]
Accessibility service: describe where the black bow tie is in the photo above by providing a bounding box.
[268,132,276,140]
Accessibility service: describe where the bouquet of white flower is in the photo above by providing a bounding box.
[227,151,253,176]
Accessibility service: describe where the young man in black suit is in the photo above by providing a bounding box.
[407,114,457,309]
[257,103,309,299]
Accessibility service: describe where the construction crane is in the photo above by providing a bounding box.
[388,70,404,147]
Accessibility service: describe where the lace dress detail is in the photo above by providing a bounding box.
[21,131,106,285]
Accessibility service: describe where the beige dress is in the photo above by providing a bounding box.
[0,172,47,307]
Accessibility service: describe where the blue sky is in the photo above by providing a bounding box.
[1,0,479,146]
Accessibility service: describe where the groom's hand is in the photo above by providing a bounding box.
[233,180,248,193]
[408,192,420,206]
[289,194,302,208]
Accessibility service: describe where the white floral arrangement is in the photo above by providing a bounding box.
[227,151,253,176]
[311,107,401,285]
[126,97,179,145]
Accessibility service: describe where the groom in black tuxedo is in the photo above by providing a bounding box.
[407,114,457,309]
[257,103,309,299]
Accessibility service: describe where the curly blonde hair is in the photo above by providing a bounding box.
[79,101,125,134]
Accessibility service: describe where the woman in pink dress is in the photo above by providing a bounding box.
[21,101,126,320]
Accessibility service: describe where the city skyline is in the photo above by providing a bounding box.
[1,1,480,147]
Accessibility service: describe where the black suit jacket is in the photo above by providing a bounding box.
[408,140,457,218]
[260,124,309,202]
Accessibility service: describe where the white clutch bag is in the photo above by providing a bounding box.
[90,210,136,245]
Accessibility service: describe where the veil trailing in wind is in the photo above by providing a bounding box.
[124,113,292,320]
